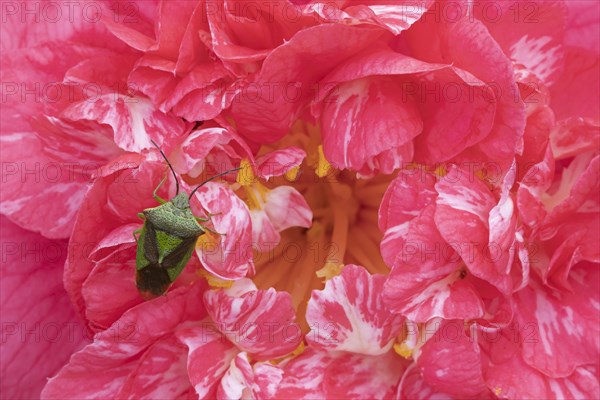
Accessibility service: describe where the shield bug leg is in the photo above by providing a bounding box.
[153,175,168,205]
[199,224,227,236]
[133,229,142,243]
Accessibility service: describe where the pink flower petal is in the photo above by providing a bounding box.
[306,264,404,355]
[63,95,188,153]
[194,182,254,280]
[217,352,283,400]
[255,147,307,180]
[176,323,239,399]
[320,75,421,174]
[417,320,487,397]
[230,24,385,143]
[204,280,302,360]
[0,217,89,399]
[513,267,600,377]
[263,186,313,233]
[397,363,454,400]
[42,283,207,399]
[434,167,513,294]
[276,347,406,399]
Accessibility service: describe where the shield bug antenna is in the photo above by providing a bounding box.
[188,167,242,200]
[150,139,180,196]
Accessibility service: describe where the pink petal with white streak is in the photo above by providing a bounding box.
[434,167,513,294]
[217,352,283,400]
[62,95,187,153]
[264,186,313,233]
[204,280,302,360]
[276,347,406,399]
[378,171,438,266]
[306,265,404,355]
[482,328,600,399]
[194,182,254,280]
[175,323,239,399]
[255,147,307,180]
[323,350,407,399]
[320,75,421,174]
[513,267,600,377]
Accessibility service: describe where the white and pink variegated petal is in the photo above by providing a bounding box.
[378,171,438,266]
[550,118,600,160]
[323,351,407,399]
[306,264,404,355]
[513,267,600,378]
[171,127,238,176]
[435,168,513,294]
[230,24,384,144]
[250,209,281,248]
[204,284,302,360]
[62,95,187,153]
[517,146,554,231]
[0,127,104,238]
[252,361,285,399]
[264,186,313,233]
[275,348,335,399]
[397,363,453,400]
[392,271,485,323]
[276,347,406,399]
[175,323,239,399]
[194,182,254,280]
[350,1,435,35]
[382,203,470,321]
[542,153,600,229]
[42,284,207,399]
[217,352,283,400]
[488,162,517,250]
[303,1,433,35]
[320,75,422,175]
[117,336,194,399]
[417,320,487,397]
[255,147,307,180]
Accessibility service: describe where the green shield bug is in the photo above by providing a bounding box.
[133,141,239,299]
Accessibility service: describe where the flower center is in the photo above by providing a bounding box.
[252,123,390,330]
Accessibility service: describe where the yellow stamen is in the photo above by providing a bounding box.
[315,145,332,178]
[393,342,413,359]
[434,163,448,178]
[269,341,305,365]
[236,159,256,186]
[306,221,325,241]
[494,387,502,396]
[196,269,234,289]
[285,166,300,182]
[316,261,344,280]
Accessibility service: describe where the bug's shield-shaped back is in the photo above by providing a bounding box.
[135,199,204,299]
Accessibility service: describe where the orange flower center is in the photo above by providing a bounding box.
[251,123,391,330]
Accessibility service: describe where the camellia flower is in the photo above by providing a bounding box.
[1,0,599,399]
